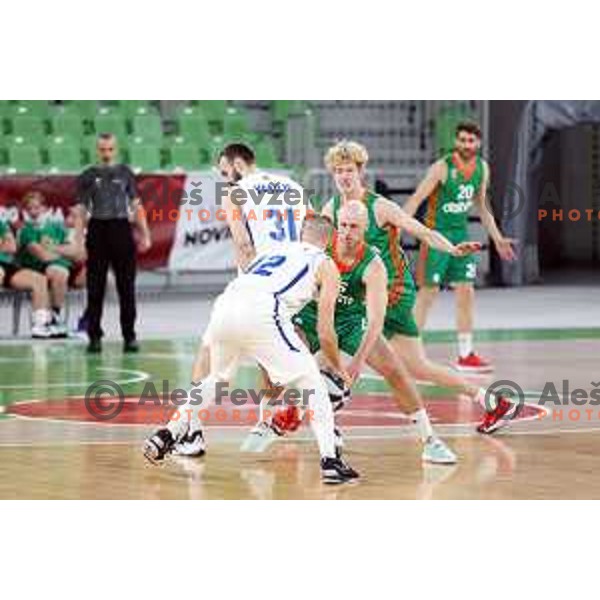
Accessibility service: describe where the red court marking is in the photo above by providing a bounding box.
[5,394,545,427]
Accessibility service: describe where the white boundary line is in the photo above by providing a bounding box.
[0,367,151,390]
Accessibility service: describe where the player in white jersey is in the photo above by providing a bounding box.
[143,215,359,484]
[144,143,313,458]
[218,142,310,269]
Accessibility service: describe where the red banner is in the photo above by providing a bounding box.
[0,175,185,269]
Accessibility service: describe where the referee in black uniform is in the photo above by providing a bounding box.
[76,133,151,353]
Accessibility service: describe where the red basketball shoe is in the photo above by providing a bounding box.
[455,352,494,373]
[477,397,520,434]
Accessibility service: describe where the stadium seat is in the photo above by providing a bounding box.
[10,116,46,143]
[117,100,155,118]
[93,113,127,139]
[208,136,225,163]
[132,113,163,142]
[168,143,202,171]
[196,101,227,132]
[129,144,162,172]
[51,112,84,139]
[7,144,42,173]
[177,112,211,147]
[222,107,250,138]
[8,101,49,118]
[272,100,306,123]
[63,101,98,120]
[255,138,279,167]
[48,140,82,172]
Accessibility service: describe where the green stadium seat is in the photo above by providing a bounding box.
[51,112,84,139]
[48,141,82,172]
[129,144,162,172]
[132,114,163,142]
[117,100,156,118]
[271,100,306,123]
[168,143,202,171]
[7,144,42,173]
[8,101,49,118]
[196,101,227,128]
[62,101,98,119]
[208,136,225,163]
[10,116,46,142]
[93,113,127,139]
[255,138,278,167]
[177,112,211,147]
[222,107,250,138]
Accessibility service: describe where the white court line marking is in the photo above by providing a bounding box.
[0,367,151,390]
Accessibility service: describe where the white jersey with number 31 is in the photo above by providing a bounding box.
[236,170,309,256]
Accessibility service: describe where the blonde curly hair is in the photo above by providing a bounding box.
[324,140,369,171]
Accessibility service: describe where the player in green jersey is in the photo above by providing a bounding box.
[17,192,84,337]
[404,121,516,374]
[0,214,55,338]
[319,140,516,434]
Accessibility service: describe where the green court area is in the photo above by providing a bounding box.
[1,327,599,418]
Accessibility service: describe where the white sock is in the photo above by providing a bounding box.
[411,408,434,443]
[32,309,50,327]
[458,333,473,358]
[167,377,215,440]
[301,374,336,459]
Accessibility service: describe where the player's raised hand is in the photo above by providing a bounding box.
[454,241,482,256]
[495,236,517,261]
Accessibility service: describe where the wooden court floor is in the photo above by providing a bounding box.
[1,330,600,499]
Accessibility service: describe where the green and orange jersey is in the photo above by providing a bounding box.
[330,237,378,316]
[424,152,485,233]
[0,218,15,265]
[331,191,416,307]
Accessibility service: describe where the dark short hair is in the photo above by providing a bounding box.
[222,142,255,165]
[456,120,481,139]
[97,132,116,143]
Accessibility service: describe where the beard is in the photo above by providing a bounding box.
[457,147,476,161]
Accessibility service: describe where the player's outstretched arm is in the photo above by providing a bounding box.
[474,162,517,261]
[402,160,445,217]
[377,197,464,256]
[315,257,350,385]
[346,256,388,382]
[223,188,256,271]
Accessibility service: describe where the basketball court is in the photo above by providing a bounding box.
[2,285,598,499]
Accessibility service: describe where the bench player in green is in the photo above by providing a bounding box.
[17,191,84,337]
[404,121,516,373]
[318,140,516,434]
[0,213,55,338]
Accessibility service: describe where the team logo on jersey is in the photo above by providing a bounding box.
[442,201,472,214]
[337,279,354,306]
